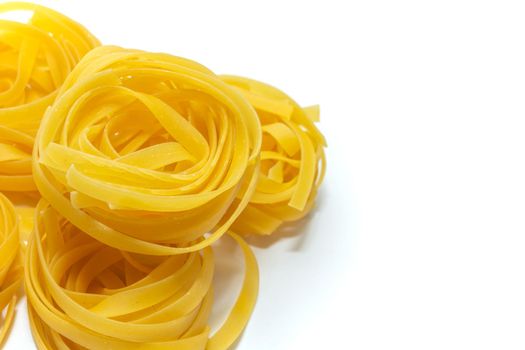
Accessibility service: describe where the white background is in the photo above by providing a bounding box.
[4,0,525,349]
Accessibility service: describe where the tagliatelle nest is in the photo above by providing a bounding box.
[0,2,99,191]
[26,200,258,350]
[33,46,262,255]
[223,76,326,235]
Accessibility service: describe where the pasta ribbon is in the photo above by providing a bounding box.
[33,46,262,255]
[26,200,258,350]
[0,2,99,191]
[0,193,23,346]
[222,76,326,235]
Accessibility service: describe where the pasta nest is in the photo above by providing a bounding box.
[0,2,99,191]
[33,46,262,255]
[26,200,258,349]
[223,76,326,235]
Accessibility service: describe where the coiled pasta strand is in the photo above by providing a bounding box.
[0,4,98,341]
[0,2,99,192]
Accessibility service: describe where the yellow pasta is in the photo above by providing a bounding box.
[222,76,326,235]
[0,193,23,346]
[27,45,263,349]
[15,7,327,349]
[33,46,262,255]
[0,2,99,192]
[26,200,258,350]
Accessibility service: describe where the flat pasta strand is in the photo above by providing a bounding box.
[0,2,99,192]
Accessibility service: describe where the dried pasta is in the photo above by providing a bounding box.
[0,3,329,348]
[33,46,262,255]
[0,2,99,192]
[26,200,258,350]
[28,45,262,349]
[222,76,326,235]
